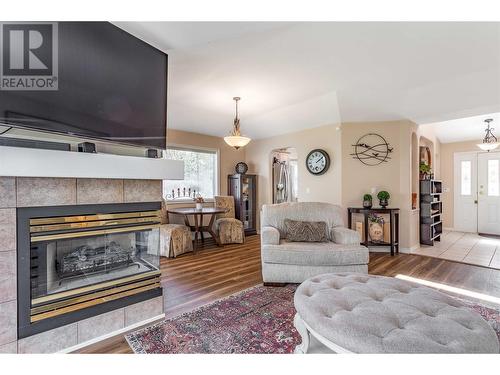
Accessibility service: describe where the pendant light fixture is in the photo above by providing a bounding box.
[477,118,499,152]
[224,97,251,150]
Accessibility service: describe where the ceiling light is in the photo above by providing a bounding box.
[477,118,499,151]
[224,97,251,150]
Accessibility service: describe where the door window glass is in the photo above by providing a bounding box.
[460,160,472,196]
[488,159,499,196]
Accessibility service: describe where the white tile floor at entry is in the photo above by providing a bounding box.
[413,231,500,269]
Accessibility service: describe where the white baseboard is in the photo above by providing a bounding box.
[367,247,390,253]
[400,245,419,254]
[58,313,165,354]
[443,227,455,231]
[369,245,418,254]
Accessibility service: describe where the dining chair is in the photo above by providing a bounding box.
[214,195,245,244]
[159,199,193,257]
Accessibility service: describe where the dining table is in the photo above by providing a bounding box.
[166,206,229,251]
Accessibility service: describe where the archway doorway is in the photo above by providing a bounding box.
[271,147,298,204]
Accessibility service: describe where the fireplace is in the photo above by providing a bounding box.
[17,202,162,339]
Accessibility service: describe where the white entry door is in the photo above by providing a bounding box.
[454,153,478,232]
[478,152,500,235]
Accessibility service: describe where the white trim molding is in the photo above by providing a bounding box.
[0,146,184,180]
[58,313,165,354]
[400,245,420,254]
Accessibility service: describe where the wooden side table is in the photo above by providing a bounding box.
[347,207,400,256]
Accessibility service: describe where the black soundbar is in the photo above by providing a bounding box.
[0,137,71,151]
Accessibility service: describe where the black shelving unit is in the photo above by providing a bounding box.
[420,179,443,245]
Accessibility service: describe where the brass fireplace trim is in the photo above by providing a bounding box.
[31,270,161,305]
[30,216,160,233]
[30,277,160,315]
[30,224,161,243]
[29,210,161,226]
[30,282,161,323]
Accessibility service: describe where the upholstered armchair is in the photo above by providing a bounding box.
[260,202,369,284]
[159,199,193,258]
[214,195,245,244]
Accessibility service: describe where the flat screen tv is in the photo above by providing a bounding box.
[0,22,167,149]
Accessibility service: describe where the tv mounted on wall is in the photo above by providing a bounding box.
[0,22,168,149]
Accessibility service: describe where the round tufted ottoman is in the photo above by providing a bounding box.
[293,273,500,353]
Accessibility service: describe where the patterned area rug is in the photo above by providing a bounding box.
[125,284,500,354]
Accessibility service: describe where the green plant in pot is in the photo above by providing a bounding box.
[362,194,373,209]
[377,191,390,208]
[419,161,432,180]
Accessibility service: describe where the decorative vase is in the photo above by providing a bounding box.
[379,199,388,208]
[195,203,203,210]
[369,222,384,243]
[420,173,430,180]
[363,200,372,209]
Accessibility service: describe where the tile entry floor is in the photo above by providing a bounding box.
[413,231,500,269]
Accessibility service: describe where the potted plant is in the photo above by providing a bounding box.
[377,190,390,208]
[419,161,432,180]
[193,194,204,210]
[368,213,384,243]
[362,194,373,209]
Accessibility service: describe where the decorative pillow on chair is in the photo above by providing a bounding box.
[284,219,329,242]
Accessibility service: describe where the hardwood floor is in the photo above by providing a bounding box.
[76,235,500,354]
[161,235,263,318]
[75,235,262,354]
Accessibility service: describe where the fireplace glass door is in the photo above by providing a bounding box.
[17,203,164,339]
[31,226,160,300]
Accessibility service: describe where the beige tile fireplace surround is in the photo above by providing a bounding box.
[0,177,165,353]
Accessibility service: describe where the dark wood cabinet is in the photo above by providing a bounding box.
[228,174,257,235]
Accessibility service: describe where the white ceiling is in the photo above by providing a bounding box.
[421,112,500,144]
[114,22,500,140]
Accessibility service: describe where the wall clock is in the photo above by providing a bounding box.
[306,149,330,175]
[235,161,248,174]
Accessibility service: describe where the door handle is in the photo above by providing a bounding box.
[474,200,478,204]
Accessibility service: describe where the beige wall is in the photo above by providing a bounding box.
[341,120,418,249]
[244,124,342,226]
[341,121,412,210]
[167,128,245,197]
[440,140,482,229]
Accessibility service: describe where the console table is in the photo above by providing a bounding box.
[347,207,400,256]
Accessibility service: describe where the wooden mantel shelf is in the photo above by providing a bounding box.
[0,145,184,180]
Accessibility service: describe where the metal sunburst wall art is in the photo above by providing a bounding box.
[351,133,394,166]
